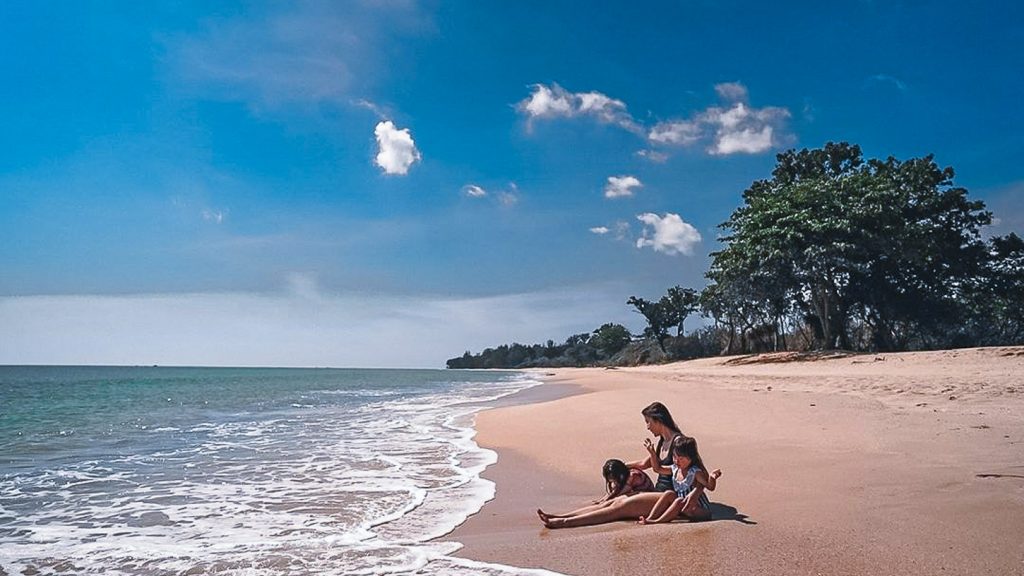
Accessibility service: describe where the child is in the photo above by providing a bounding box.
[596,458,655,503]
[638,435,721,524]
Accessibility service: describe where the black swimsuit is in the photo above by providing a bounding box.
[653,433,682,492]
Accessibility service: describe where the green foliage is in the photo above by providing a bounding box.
[705,141,1004,352]
[445,323,634,369]
[627,286,700,350]
[590,323,632,357]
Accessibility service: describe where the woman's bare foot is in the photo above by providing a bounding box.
[536,509,551,523]
[543,516,565,529]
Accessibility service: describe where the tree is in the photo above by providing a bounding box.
[709,142,994,351]
[661,286,700,337]
[962,233,1024,345]
[590,323,632,358]
[627,295,671,348]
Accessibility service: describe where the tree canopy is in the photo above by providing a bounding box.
[705,142,1016,352]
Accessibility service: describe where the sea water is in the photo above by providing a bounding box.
[0,366,563,575]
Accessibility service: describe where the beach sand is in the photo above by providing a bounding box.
[443,346,1024,575]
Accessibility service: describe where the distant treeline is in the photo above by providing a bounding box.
[447,142,1024,369]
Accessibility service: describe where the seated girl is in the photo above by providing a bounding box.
[638,435,721,524]
[596,458,654,503]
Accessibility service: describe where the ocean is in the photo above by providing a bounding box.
[0,366,562,575]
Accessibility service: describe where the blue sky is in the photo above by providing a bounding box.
[1,1,1021,367]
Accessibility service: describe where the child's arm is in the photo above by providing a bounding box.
[644,438,671,475]
[601,479,627,501]
[695,468,722,491]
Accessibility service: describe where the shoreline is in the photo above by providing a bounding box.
[444,347,1024,575]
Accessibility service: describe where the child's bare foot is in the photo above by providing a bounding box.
[637,516,649,525]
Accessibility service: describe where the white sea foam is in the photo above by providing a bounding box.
[0,371,565,575]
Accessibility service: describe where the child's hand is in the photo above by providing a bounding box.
[711,469,722,479]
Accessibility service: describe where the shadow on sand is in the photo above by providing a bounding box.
[708,502,756,525]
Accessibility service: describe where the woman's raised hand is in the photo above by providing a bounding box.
[643,438,656,455]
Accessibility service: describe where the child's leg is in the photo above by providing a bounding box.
[647,497,687,523]
[679,498,711,521]
[544,493,661,529]
[642,491,677,521]
[678,486,711,521]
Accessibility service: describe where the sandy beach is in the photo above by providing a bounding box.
[444,347,1024,575]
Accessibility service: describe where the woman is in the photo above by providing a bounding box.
[537,402,696,528]
[628,402,685,493]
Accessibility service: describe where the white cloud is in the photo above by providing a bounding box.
[701,102,790,155]
[200,209,226,223]
[714,81,749,102]
[463,183,519,207]
[374,121,421,175]
[636,150,669,163]
[613,220,631,240]
[646,82,791,155]
[497,191,519,207]
[713,124,775,155]
[463,184,487,198]
[520,84,576,118]
[354,98,388,118]
[648,120,702,145]
[636,213,702,256]
[592,221,633,240]
[517,80,791,156]
[604,175,643,199]
[867,74,908,92]
[517,84,639,132]
[168,3,429,111]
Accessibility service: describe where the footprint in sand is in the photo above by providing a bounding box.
[976,473,1024,480]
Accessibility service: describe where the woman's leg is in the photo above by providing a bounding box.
[544,493,663,529]
[539,496,628,521]
[539,498,619,519]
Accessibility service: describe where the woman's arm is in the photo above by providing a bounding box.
[644,439,671,475]
[625,454,652,470]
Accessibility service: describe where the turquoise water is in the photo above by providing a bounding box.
[0,366,560,575]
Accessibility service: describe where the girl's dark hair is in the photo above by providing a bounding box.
[602,459,630,495]
[641,401,682,435]
[671,435,706,471]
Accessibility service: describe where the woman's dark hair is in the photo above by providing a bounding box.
[671,435,706,471]
[602,459,630,495]
[641,402,682,436]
